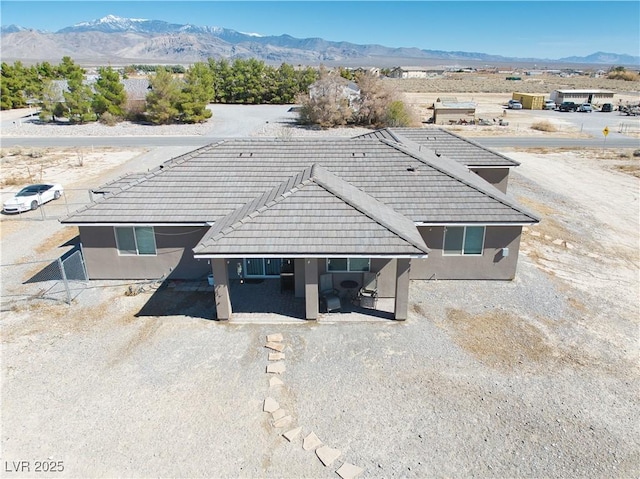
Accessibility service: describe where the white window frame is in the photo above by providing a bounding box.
[442,226,485,256]
[114,226,157,256]
[326,258,371,272]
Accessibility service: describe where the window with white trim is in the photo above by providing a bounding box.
[114,226,157,255]
[327,258,370,272]
[443,226,485,256]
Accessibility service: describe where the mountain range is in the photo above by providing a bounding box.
[1,15,638,67]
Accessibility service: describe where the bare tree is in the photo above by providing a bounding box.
[297,67,353,128]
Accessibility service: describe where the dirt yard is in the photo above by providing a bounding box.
[1,90,639,478]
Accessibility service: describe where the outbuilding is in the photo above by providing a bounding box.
[550,89,615,105]
[511,92,545,110]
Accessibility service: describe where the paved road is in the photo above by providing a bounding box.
[1,103,638,149]
[1,135,638,149]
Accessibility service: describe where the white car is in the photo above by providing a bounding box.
[578,103,593,113]
[3,183,64,213]
[508,100,523,109]
[543,100,556,110]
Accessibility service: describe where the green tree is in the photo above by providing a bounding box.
[145,67,180,124]
[63,65,94,123]
[92,66,127,119]
[176,62,214,123]
[39,79,63,122]
[57,56,84,78]
[0,61,27,109]
[209,58,233,103]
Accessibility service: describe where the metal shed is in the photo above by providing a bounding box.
[512,92,545,110]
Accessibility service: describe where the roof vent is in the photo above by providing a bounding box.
[407,166,416,172]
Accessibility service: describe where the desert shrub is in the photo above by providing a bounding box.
[633,149,640,157]
[3,175,29,186]
[607,71,640,81]
[384,100,418,127]
[530,121,557,132]
[99,112,118,126]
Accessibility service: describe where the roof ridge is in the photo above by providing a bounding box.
[202,165,315,242]
[196,164,429,254]
[381,139,539,223]
[309,164,429,252]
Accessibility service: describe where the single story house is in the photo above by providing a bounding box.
[388,67,445,79]
[354,127,519,193]
[50,77,150,111]
[61,132,539,321]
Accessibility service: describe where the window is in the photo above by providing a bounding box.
[115,227,156,255]
[443,226,485,256]
[244,258,282,277]
[327,258,370,272]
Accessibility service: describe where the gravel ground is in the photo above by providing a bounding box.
[1,106,639,478]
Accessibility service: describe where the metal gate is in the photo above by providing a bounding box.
[0,247,88,308]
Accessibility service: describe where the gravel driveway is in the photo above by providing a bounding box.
[1,107,638,478]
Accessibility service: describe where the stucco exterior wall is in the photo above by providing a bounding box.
[410,225,522,280]
[471,167,510,193]
[79,225,210,280]
[433,109,476,125]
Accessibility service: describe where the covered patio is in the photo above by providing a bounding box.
[194,164,429,321]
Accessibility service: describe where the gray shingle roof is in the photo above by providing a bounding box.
[61,138,538,225]
[193,164,429,256]
[354,127,519,167]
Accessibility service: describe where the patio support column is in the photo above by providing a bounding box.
[211,258,232,320]
[304,258,319,320]
[394,258,411,321]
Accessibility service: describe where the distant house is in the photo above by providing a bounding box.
[61,131,538,321]
[49,77,150,110]
[388,67,445,79]
[308,79,360,107]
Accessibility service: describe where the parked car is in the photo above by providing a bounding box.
[559,101,579,112]
[543,100,556,110]
[578,103,593,113]
[600,103,613,112]
[508,99,523,109]
[3,183,64,213]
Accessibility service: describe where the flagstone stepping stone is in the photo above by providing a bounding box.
[302,432,322,451]
[263,397,279,413]
[283,426,302,442]
[272,409,287,421]
[265,342,285,352]
[266,333,284,342]
[266,362,286,374]
[316,445,341,467]
[336,462,364,479]
[273,415,292,428]
[268,352,285,361]
[269,376,284,387]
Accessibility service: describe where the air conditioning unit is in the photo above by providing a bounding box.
[501,247,509,257]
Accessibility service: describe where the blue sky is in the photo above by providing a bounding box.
[1,1,639,59]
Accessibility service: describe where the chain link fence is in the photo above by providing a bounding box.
[1,247,88,309]
[0,188,94,221]
[617,122,640,135]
